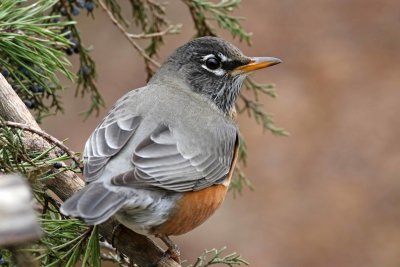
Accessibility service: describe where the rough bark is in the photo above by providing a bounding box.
[0,74,180,267]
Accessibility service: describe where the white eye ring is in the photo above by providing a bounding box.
[201,54,225,76]
[202,54,216,61]
[201,64,225,76]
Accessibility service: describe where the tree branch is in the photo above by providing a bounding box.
[0,74,180,267]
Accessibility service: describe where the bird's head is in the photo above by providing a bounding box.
[151,36,281,114]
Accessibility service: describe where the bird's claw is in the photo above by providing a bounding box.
[165,245,181,264]
[156,247,181,265]
[156,234,181,264]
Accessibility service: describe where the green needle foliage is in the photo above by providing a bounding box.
[33,218,94,267]
[0,0,74,122]
[190,247,249,267]
[0,0,285,266]
[191,0,252,44]
[0,124,78,181]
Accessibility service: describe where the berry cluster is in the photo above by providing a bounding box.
[60,0,94,17]
[1,64,47,110]
[1,67,9,79]
[55,1,95,57]
[62,28,80,55]
[52,1,96,82]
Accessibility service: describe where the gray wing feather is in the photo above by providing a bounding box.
[111,123,237,192]
[60,183,127,225]
[83,115,142,182]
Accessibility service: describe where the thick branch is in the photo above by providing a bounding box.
[0,79,40,130]
[0,74,179,267]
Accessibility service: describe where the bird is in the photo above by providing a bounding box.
[60,36,281,263]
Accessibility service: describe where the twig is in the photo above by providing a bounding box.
[100,252,115,262]
[100,240,115,252]
[98,0,161,68]
[1,121,83,172]
[239,93,251,107]
[127,25,180,39]
[192,257,202,267]
[181,0,216,37]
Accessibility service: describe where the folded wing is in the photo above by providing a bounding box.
[111,123,238,192]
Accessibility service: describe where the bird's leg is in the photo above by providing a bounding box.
[156,234,181,264]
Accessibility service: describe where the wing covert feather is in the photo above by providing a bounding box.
[83,111,142,182]
[111,123,238,192]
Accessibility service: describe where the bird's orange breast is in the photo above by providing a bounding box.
[151,139,239,236]
[151,184,229,236]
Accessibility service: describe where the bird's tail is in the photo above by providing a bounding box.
[60,182,127,225]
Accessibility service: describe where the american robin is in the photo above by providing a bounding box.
[61,36,281,263]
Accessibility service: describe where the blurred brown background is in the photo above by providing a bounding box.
[42,1,400,266]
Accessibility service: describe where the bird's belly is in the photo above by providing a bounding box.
[151,184,229,236]
[114,190,182,235]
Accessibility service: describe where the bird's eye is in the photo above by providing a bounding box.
[205,57,221,70]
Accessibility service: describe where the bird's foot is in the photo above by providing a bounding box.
[157,235,181,264]
[165,245,181,264]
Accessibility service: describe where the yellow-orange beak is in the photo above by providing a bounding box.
[235,57,282,73]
